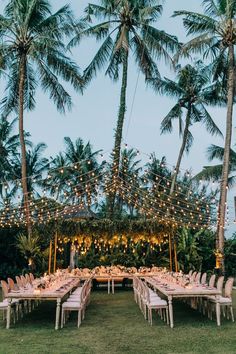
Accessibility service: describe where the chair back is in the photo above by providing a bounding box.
[1,280,9,299]
[15,275,23,288]
[20,275,26,286]
[133,277,138,291]
[195,272,201,283]
[188,270,193,277]
[142,282,150,303]
[191,271,197,282]
[216,276,224,294]
[224,277,234,299]
[209,274,216,288]
[7,278,16,290]
[25,274,30,284]
[201,273,207,285]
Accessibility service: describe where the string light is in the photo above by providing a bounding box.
[0,147,219,229]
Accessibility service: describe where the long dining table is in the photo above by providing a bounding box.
[145,277,221,328]
[6,278,80,330]
[75,272,158,294]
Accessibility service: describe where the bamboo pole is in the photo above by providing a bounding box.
[169,233,173,272]
[53,232,58,274]
[48,240,52,274]
[174,240,178,272]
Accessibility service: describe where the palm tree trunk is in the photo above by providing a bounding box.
[217,44,235,272]
[19,54,32,238]
[108,52,128,218]
[170,107,191,195]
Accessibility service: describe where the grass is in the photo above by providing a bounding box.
[0,289,236,354]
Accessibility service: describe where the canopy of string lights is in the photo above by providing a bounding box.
[0,148,217,233]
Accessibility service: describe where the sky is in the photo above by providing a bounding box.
[0,0,236,234]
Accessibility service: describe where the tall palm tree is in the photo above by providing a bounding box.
[174,0,236,270]
[0,0,83,236]
[148,62,223,195]
[71,0,179,217]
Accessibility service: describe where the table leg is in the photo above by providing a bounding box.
[108,279,110,294]
[216,296,221,326]
[112,279,114,294]
[55,298,61,330]
[6,299,11,329]
[168,296,174,328]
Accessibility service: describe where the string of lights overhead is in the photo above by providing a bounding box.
[0,144,226,230]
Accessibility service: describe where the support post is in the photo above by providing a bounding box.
[48,240,52,274]
[169,234,173,272]
[174,240,178,272]
[53,232,58,273]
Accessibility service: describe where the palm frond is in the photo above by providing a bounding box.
[160,104,183,134]
[37,59,72,113]
[84,35,114,82]
[131,30,159,79]
[195,103,223,137]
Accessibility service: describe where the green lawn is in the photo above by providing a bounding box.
[0,289,236,354]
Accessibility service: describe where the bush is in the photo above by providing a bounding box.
[0,263,22,281]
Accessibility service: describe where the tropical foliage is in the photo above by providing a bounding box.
[0,0,236,277]
[70,0,179,217]
[196,144,236,188]
[0,0,83,236]
[174,0,236,269]
[148,61,223,194]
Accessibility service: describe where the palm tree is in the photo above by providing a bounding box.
[174,0,236,270]
[0,118,20,198]
[0,0,83,237]
[144,154,171,193]
[195,144,236,188]
[13,142,50,199]
[116,148,142,216]
[47,138,104,206]
[177,228,202,272]
[63,137,104,207]
[71,0,179,217]
[46,153,68,201]
[148,62,223,195]
[16,232,41,270]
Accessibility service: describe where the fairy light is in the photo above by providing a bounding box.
[0,151,217,229]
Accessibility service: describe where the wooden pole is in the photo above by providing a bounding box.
[174,240,178,272]
[169,233,173,272]
[53,232,58,274]
[48,240,52,274]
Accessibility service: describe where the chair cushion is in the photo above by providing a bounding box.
[0,302,8,309]
[148,299,167,306]
[62,301,82,309]
[68,297,81,302]
[72,288,82,295]
[209,296,232,304]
